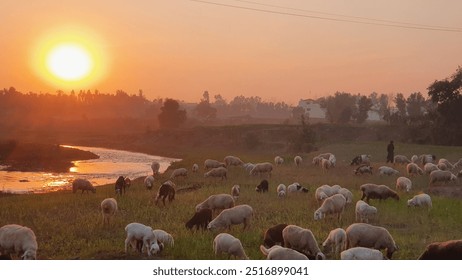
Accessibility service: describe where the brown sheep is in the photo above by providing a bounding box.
[359,183,399,203]
[263,223,288,248]
[418,239,462,260]
[185,208,213,230]
[155,181,176,206]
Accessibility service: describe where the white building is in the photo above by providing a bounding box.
[298,99,326,119]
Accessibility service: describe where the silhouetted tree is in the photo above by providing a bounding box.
[195,91,217,120]
[323,92,356,124]
[355,96,373,124]
[158,98,187,129]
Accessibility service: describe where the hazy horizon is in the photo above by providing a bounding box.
[1,0,462,105]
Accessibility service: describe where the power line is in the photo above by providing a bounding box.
[189,0,462,33]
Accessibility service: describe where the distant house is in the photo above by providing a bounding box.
[298,99,326,119]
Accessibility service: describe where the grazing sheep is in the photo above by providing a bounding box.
[394,155,411,165]
[282,225,325,260]
[418,239,462,260]
[115,176,127,195]
[340,247,385,260]
[407,193,432,208]
[144,175,155,190]
[152,229,174,247]
[263,223,288,248]
[213,233,248,259]
[321,158,332,172]
[185,208,213,230]
[0,224,37,260]
[338,187,353,204]
[124,222,160,256]
[350,154,371,166]
[72,178,96,194]
[204,167,227,180]
[378,166,400,176]
[429,170,458,187]
[360,183,399,203]
[345,223,398,259]
[170,167,188,179]
[192,163,199,173]
[287,182,308,193]
[395,176,412,192]
[314,194,347,222]
[411,155,419,163]
[276,184,287,194]
[224,156,244,167]
[278,190,286,198]
[155,180,176,206]
[420,154,436,165]
[207,204,254,231]
[424,163,439,174]
[204,159,226,170]
[318,152,334,160]
[354,165,373,175]
[312,156,322,166]
[259,245,308,260]
[437,162,448,170]
[315,185,338,204]
[255,179,269,193]
[151,161,160,175]
[294,156,303,167]
[250,162,273,177]
[322,228,347,256]
[195,194,235,213]
[355,200,377,223]
[101,198,118,226]
[274,156,284,166]
[406,163,424,177]
[231,184,240,200]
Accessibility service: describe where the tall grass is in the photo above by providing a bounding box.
[0,141,461,260]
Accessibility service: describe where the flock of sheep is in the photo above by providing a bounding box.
[1,150,462,260]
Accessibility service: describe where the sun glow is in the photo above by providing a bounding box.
[46,43,93,81]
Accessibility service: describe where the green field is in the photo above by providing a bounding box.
[1,141,461,260]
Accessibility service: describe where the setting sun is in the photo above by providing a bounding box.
[46,43,93,81]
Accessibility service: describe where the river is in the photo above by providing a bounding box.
[0,145,180,194]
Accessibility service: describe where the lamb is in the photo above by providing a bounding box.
[213,233,248,259]
[124,222,160,256]
[185,208,213,230]
[354,165,373,175]
[424,163,439,174]
[418,239,462,260]
[0,224,37,260]
[340,247,385,260]
[204,159,226,170]
[115,176,127,195]
[204,167,227,180]
[355,200,377,223]
[429,170,458,187]
[195,193,235,213]
[294,156,303,167]
[282,225,325,260]
[395,176,412,192]
[360,183,399,203]
[274,156,284,166]
[406,163,424,177]
[231,184,240,200]
[151,161,160,175]
[250,162,273,177]
[144,175,155,190]
[155,180,176,206]
[101,198,118,226]
[378,166,399,176]
[407,193,432,208]
[224,155,244,167]
[170,167,188,179]
[287,182,308,193]
[207,204,254,231]
[255,179,269,193]
[263,223,288,247]
[338,187,353,204]
[72,178,96,194]
[192,163,199,173]
[314,193,347,222]
[152,229,174,247]
[394,155,411,165]
[345,223,398,259]
[322,228,347,257]
[259,245,308,260]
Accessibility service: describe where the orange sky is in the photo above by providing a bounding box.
[1,0,461,105]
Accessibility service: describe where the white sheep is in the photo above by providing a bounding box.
[437,158,454,170]
[424,163,439,174]
[124,222,160,256]
[144,175,155,190]
[355,200,377,223]
[72,178,96,194]
[315,185,338,204]
[437,162,448,170]
[192,163,199,173]
[321,158,332,172]
[151,161,160,175]
[314,193,347,222]
[395,176,412,192]
[278,190,286,198]
[378,166,400,176]
[328,154,337,167]
[394,155,411,165]
[429,170,458,186]
[195,193,235,213]
[340,247,385,260]
[406,163,424,177]
[204,167,227,180]
[101,198,118,226]
[170,167,188,179]
[204,159,226,170]
[420,154,435,165]
[407,193,432,208]
[282,225,325,260]
[322,228,347,256]
[274,156,284,166]
[411,155,419,163]
[294,155,303,167]
[338,187,353,204]
[0,224,37,260]
[345,223,398,259]
[152,229,174,247]
[276,183,287,194]
[259,245,308,260]
[287,182,309,193]
[207,204,254,231]
[213,233,248,259]
[249,162,273,177]
[224,155,244,167]
[231,184,240,200]
[312,156,322,166]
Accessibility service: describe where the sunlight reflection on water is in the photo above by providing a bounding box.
[0,145,180,194]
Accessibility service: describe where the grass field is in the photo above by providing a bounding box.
[0,141,461,260]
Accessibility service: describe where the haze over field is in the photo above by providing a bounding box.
[1,0,462,105]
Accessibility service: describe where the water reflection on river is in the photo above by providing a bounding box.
[0,145,179,194]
